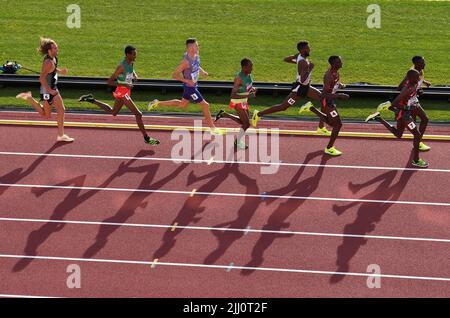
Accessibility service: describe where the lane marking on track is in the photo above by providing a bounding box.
[1,151,449,173]
[1,119,450,140]
[1,217,449,244]
[0,254,449,282]
[1,183,449,207]
[0,294,62,298]
[151,259,159,269]
[227,262,234,272]
[171,223,178,232]
[190,189,197,197]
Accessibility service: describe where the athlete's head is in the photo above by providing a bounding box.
[328,55,342,69]
[241,58,253,74]
[125,45,137,62]
[406,69,420,85]
[186,38,199,55]
[38,37,58,57]
[297,41,310,57]
[412,56,425,70]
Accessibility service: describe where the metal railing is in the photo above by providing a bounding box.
[1,74,449,100]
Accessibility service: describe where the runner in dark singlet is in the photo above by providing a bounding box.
[365,69,429,168]
[16,37,74,142]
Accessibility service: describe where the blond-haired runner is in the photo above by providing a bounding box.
[16,37,74,142]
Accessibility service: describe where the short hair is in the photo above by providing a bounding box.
[328,55,340,65]
[297,41,309,51]
[125,45,136,55]
[241,58,252,68]
[407,69,419,79]
[186,38,197,46]
[412,55,424,64]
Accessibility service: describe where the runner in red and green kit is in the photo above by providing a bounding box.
[214,58,256,149]
[78,45,160,145]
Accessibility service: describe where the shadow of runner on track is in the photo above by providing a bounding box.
[241,150,329,276]
[199,163,260,265]
[151,141,249,260]
[329,151,417,284]
[0,142,69,196]
[81,143,212,259]
[12,150,154,272]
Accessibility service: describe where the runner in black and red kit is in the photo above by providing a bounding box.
[365,69,429,168]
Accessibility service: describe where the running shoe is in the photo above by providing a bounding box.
[316,127,331,136]
[298,101,313,115]
[376,101,392,112]
[211,128,226,136]
[215,110,224,122]
[411,158,429,168]
[16,91,32,100]
[365,111,381,122]
[78,94,95,103]
[144,136,160,145]
[419,142,431,152]
[147,99,159,111]
[251,110,260,127]
[324,146,342,156]
[57,135,75,142]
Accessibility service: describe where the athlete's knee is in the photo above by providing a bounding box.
[334,121,343,130]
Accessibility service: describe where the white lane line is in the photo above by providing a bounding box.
[0,254,449,282]
[1,217,450,244]
[0,151,449,173]
[1,183,449,207]
[0,294,61,298]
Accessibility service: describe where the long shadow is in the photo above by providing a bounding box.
[0,142,69,196]
[81,141,209,259]
[152,161,236,260]
[201,163,260,264]
[82,159,191,258]
[329,152,417,284]
[12,150,155,272]
[241,150,329,275]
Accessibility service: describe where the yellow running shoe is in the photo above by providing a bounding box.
[251,110,260,127]
[147,99,160,111]
[419,142,431,152]
[211,128,226,136]
[324,146,342,156]
[298,101,313,115]
[365,111,381,122]
[316,127,331,136]
[376,101,392,112]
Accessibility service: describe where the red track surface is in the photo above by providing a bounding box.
[0,112,449,298]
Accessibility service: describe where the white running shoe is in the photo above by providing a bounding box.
[57,135,75,142]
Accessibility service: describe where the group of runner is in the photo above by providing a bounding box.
[15,37,432,168]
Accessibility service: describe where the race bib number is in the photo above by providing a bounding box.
[407,122,416,130]
[330,110,338,118]
[191,93,199,101]
[287,98,296,105]
[125,73,134,84]
[407,96,419,107]
[191,70,199,82]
